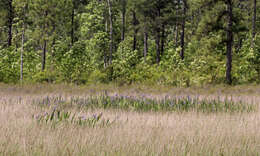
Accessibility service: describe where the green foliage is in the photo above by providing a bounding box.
[85,31,109,69]
[0,47,20,83]
[132,62,164,84]
[188,34,226,85]
[33,94,256,113]
[57,41,90,84]
[32,71,57,83]
[88,69,108,84]
[233,34,260,84]
[112,37,139,83]
[35,109,114,127]
[80,1,106,39]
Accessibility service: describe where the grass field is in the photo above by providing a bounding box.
[0,84,260,156]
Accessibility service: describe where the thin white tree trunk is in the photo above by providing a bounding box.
[252,0,256,47]
[107,0,113,65]
[20,23,25,82]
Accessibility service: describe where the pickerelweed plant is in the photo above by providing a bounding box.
[34,108,115,128]
[32,93,257,113]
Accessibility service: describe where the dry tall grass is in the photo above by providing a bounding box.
[0,85,260,156]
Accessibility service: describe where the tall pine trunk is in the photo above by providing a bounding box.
[20,23,25,82]
[42,40,47,71]
[180,0,186,60]
[156,27,160,64]
[107,0,113,65]
[143,22,148,62]
[161,24,165,56]
[103,4,108,67]
[226,0,233,85]
[133,10,138,51]
[175,0,180,47]
[155,7,161,64]
[175,25,179,46]
[121,10,125,41]
[71,0,75,46]
[121,0,126,41]
[7,0,13,47]
[252,0,256,46]
[42,10,48,71]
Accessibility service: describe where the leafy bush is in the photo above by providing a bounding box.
[0,47,20,83]
[233,34,260,84]
[112,37,139,84]
[32,71,57,83]
[87,69,108,84]
[56,41,90,84]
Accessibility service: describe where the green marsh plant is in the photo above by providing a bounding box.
[32,93,257,113]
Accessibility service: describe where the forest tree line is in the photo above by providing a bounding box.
[0,0,259,86]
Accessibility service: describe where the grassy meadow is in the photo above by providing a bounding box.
[0,84,260,156]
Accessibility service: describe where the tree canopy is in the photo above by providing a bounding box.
[0,0,259,86]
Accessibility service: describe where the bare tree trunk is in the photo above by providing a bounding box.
[226,0,233,85]
[155,7,161,64]
[156,27,160,64]
[121,11,125,41]
[42,10,48,71]
[15,29,19,52]
[252,0,256,46]
[42,40,47,71]
[143,23,148,62]
[133,10,138,51]
[103,3,108,67]
[20,23,25,82]
[7,0,13,47]
[180,0,186,60]
[105,18,108,33]
[71,0,75,46]
[175,0,180,47]
[121,0,126,41]
[107,0,113,65]
[175,24,179,46]
[50,22,56,71]
[161,24,165,56]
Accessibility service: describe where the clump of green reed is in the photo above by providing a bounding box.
[71,94,256,113]
[34,108,115,127]
[32,96,74,110]
[32,93,257,113]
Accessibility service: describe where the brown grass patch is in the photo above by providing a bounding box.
[0,85,260,155]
